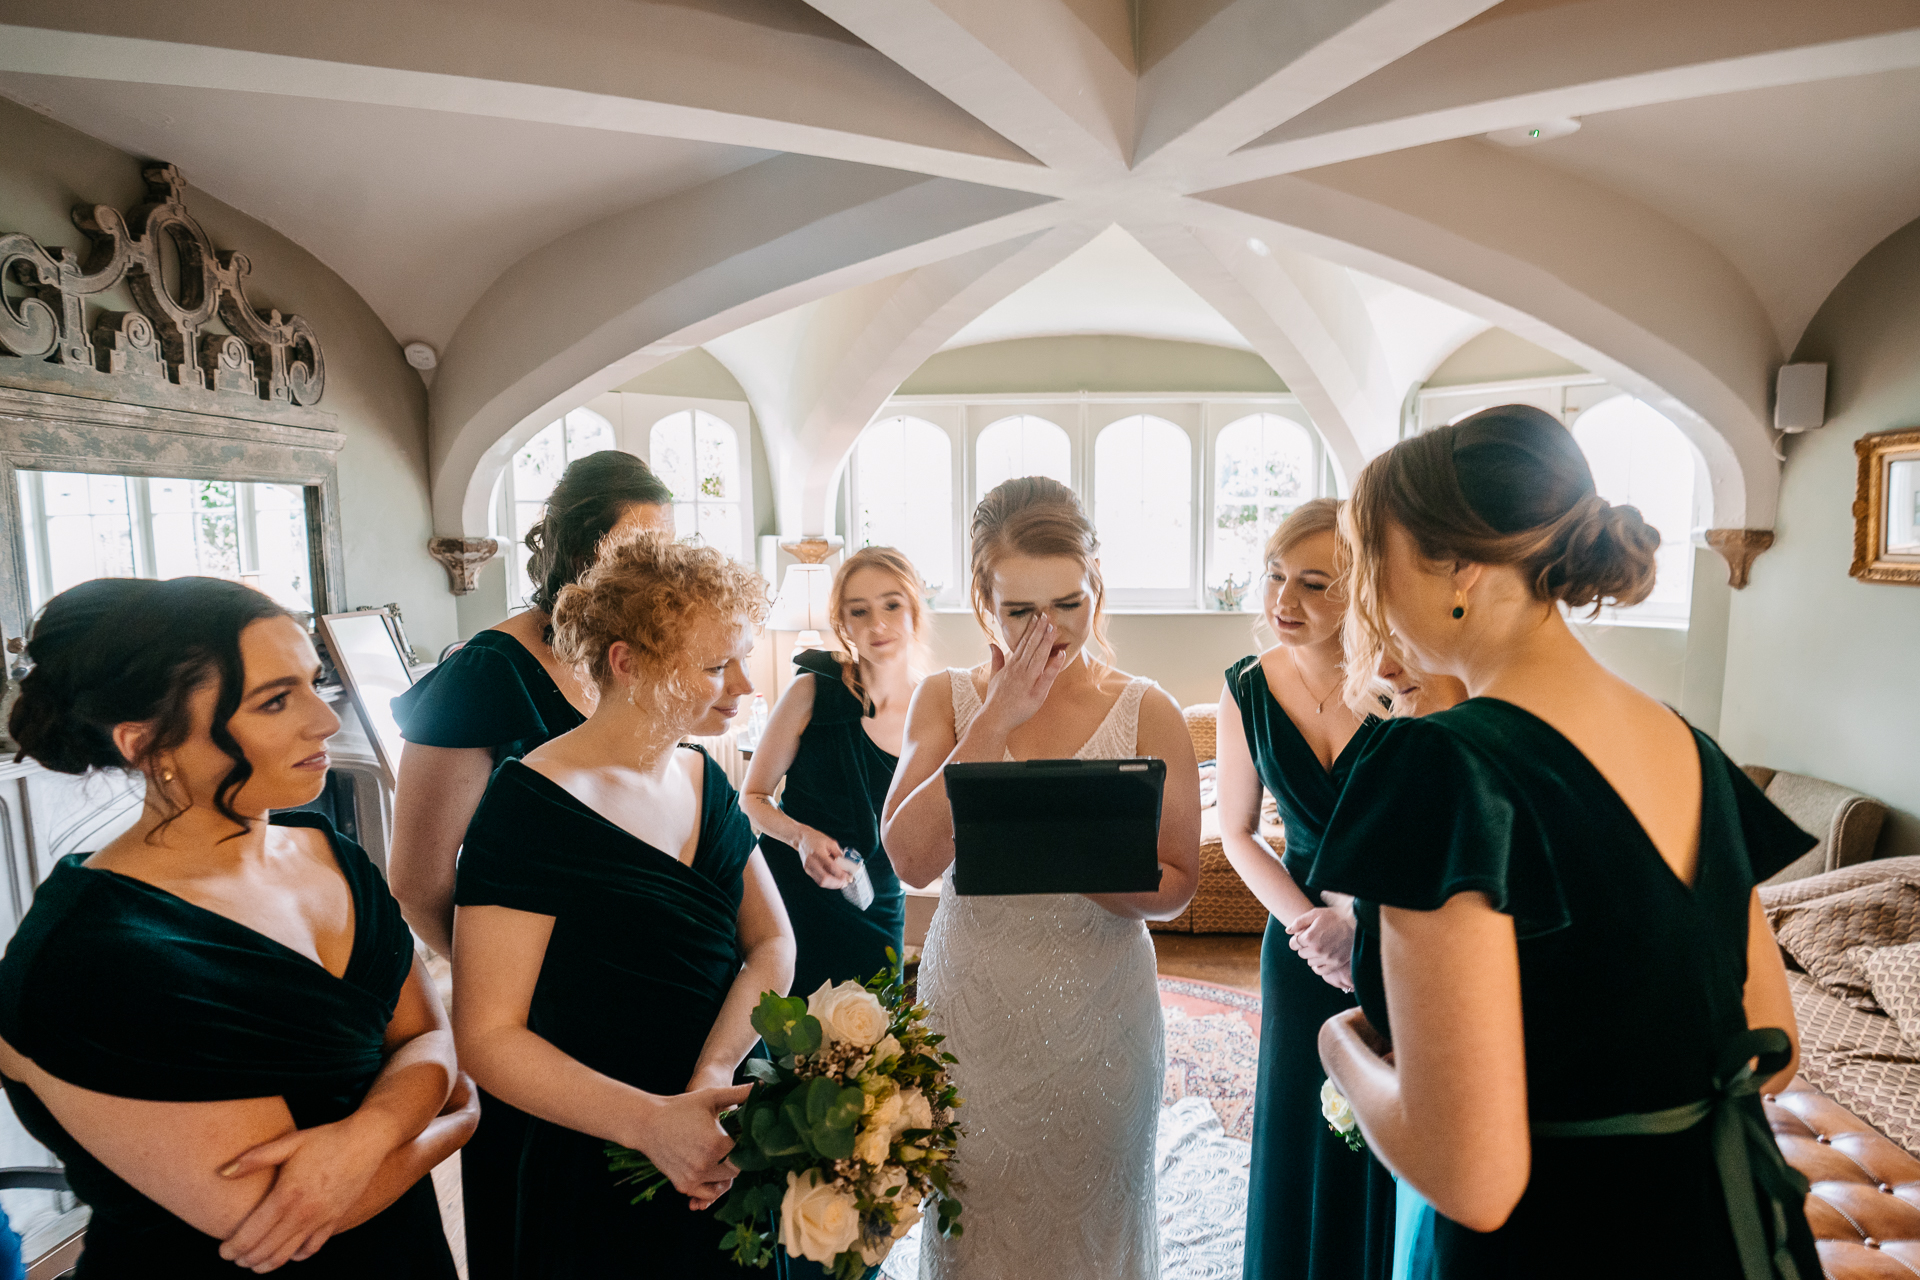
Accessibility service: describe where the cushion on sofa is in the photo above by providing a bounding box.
[1861,941,1920,1047]
[1787,971,1920,1158]
[1761,856,1920,912]
[1770,878,1920,1011]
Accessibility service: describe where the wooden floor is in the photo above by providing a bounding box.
[1152,930,1263,994]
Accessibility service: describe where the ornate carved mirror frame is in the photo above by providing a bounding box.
[1852,426,1920,586]
[0,163,343,638]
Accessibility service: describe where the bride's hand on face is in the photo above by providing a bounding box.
[980,616,1072,735]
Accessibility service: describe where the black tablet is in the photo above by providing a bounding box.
[944,758,1165,896]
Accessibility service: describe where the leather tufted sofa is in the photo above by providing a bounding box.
[1771,1078,1920,1279]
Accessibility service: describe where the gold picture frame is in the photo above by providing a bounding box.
[1851,426,1920,585]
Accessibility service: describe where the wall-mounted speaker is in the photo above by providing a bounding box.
[1775,362,1828,434]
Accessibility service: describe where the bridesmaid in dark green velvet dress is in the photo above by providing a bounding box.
[0,577,474,1276]
[452,532,794,1279]
[1218,500,1463,1280]
[388,450,672,1278]
[1314,405,1820,1280]
[743,548,932,1001]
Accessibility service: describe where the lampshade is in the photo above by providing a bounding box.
[769,563,833,635]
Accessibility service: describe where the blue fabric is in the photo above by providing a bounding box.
[0,1207,23,1280]
[1393,1179,1436,1280]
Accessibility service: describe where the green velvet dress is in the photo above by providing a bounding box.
[0,814,456,1278]
[1313,700,1823,1280]
[453,748,755,1279]
[390,627,586,1280]
[1228,655,1396,1280]
[759,650,905,1000]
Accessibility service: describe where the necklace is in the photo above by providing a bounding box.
[1288,649,1344,716]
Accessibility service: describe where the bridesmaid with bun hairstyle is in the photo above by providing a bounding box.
[1314,405,1821,1280]
[388,449,672,1276]
[0,577,474,1277]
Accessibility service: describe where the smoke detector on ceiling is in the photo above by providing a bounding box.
[1485,118,1582,147]
[403,341,438,370]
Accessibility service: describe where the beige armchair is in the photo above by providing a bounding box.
[1153,703,1271,934]
[1742,765,1890,885]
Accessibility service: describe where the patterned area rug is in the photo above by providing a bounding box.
[879,978,1261,1278]
[1160,976,1262,1142]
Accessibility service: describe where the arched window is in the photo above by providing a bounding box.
[976,415,1071,497]
[1094,415,1192,592]
[854,416,953,594]
[650,409,743,562]
[1571,396,1697,619]
[1213,413,1315,591]
[507,407,618,605]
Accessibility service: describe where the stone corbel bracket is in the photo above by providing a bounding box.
[1704,528,1776,589]
[428,537,500,595]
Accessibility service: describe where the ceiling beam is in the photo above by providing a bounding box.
[1200,0,1920,187]
[1132,0,1498,179]
[709,223,1102,535]
[430,155,1063,534]
[1192,140,1786,527]
[1130,220,1399,483]
[801,0,1135,177]
[0,6,1064,194]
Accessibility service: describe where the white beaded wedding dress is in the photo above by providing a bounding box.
[918,669,1165,1280]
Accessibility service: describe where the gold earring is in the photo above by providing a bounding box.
[160,767,175,783]
[1451,591,1467,621]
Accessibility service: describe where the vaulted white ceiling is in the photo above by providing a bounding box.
[2,0,1917,539]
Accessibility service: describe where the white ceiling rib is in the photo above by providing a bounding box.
[0,0,1913,536]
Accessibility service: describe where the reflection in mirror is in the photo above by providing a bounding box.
[317,611,414,786]
[15,470,315,615]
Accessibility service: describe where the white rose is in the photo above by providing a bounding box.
[1320,1078,1356,1134]
[853,1123,892,1166]
[868,1034,904,1068]
[868,1090,904,1134]
[807,980,890,1049]
[869,1166,924,1239]
[897,1087,934,1136]
[780,1169,861,1265]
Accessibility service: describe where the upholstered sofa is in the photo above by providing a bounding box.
[1150,703,1269,934]
[1750,769,1912,1279]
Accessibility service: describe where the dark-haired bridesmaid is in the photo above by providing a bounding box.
[452,532,794,1278]
[388,449,672,1276]
[0,576,474,1277]
[1315,404,1820,1279]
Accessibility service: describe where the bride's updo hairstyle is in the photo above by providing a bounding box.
[550,530,768,704]
[968,476,1114,670]
[8,577,286,830]
[524,450,674,615]
[1341,403,1660,706]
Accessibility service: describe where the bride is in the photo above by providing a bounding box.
[883,477,1201,1279]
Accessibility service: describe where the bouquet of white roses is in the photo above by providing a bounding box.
[608,956,964,1277]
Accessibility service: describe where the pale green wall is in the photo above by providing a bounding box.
[0,100,456,654]
[1427,327,1586,387]
[898,335,1288,395]
[618,349,748,400]
[1718,217,1920,858]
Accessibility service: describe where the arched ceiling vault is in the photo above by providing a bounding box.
[8,0,1920,537]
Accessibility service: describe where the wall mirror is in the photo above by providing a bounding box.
[14,469,320,616]
[1852,427,1920,585]
[316,609,414,787]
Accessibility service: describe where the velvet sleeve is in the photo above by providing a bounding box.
[1711,742,1819,885]
[1308,716,1572,939]
[793,649,863,725]
[452,764,575,919]
[391,642,547,750]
